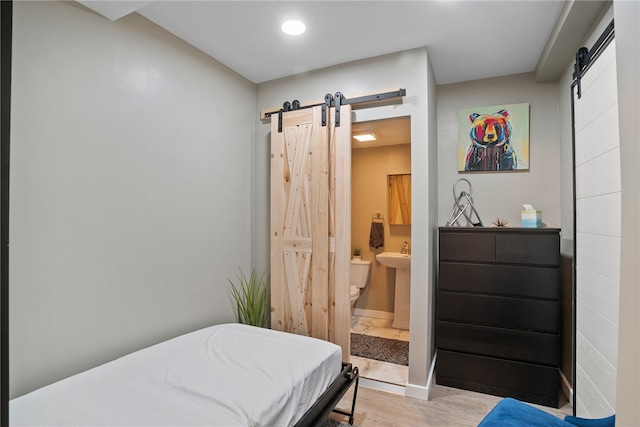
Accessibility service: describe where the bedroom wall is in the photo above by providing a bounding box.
[613,1,640,424]
[10,1,256,398]
[254,48,438,400]
[436,72,561,229]
[436,71,567,392]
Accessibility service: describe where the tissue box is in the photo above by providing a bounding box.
[521,210,542,228]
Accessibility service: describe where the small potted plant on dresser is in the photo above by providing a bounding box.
[353,247,361,260]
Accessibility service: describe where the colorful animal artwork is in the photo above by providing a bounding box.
[458,103,530,172]
[464,110,516,171]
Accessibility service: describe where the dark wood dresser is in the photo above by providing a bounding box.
[436,227,561,407]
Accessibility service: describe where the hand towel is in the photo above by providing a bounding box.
[369,222,384,249]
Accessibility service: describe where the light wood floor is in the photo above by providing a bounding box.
[330,383,573,427]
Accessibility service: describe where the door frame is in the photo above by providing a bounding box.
[1,1,12,423]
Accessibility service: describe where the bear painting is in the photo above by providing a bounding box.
[465,110,516,171]
[458,103,530,172]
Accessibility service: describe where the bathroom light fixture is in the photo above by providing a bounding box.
[281,20,306,36]
[353,133,376,142]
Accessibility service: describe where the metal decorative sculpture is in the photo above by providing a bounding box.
[445,178,483,227]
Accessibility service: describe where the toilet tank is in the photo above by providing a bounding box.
[350,259,371,288]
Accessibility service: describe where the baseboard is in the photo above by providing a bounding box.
[405,383,429,400]
[560,370,573,406]
[404,353,436,401]
[359,378,406,396]
[426,352,437,398]
[353,308,394,320]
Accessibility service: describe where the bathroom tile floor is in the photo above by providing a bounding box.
[349,316,409,387]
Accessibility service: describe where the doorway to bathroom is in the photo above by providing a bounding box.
[350,116,411,389]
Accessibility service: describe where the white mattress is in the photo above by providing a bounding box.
[10,323,342,426]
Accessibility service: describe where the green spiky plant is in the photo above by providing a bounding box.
[227,269,270,328]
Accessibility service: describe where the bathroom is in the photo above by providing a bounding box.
[349,116,412,389]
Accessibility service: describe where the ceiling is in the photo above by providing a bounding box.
[352,117,411,149]
[79,0,570,85]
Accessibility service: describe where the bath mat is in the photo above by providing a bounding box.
[350,333,409,366]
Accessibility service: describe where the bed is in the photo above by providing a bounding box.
[10,323,359,426]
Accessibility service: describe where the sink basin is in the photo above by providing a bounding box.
[376,252,411,330]
[376,252,411,269]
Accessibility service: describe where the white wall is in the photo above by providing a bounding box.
[254,48,437,399]
[437,72,561,229]
[10,1,256,398]
[613,0,640,424]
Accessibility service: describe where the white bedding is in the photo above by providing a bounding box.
[10,323,342,426]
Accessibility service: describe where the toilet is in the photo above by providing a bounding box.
[350,259,371,325]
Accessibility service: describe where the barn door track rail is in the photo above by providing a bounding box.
[263,88,406,132]
[573,19,614,99]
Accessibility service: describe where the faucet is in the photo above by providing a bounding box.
[401,241,409,255]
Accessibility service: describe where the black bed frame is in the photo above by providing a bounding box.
[294,362,359,427]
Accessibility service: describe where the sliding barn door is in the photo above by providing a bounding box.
[270,105,351,357]
[573,36,620,418]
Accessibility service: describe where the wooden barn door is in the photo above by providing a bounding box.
[270,104,351,357]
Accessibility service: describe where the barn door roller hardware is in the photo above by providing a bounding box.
[319,92,345,128]
[572,19,614,99]
[270,88,406,132]
[276,99,302,135]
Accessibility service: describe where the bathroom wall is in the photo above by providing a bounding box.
[352,144,411,315]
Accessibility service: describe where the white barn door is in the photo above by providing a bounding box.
[573,35,620,418]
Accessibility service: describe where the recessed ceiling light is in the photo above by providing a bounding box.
[281,20,306,36]
[353,133,376,142]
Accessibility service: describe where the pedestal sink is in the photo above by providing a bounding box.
[376,252,410,330]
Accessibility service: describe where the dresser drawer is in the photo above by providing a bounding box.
[496,233,560,266]
[436,350,559,407]
[437,321,560,366]
[439,232,495,262]
[437,293,561,333]
[438,262,560,299]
